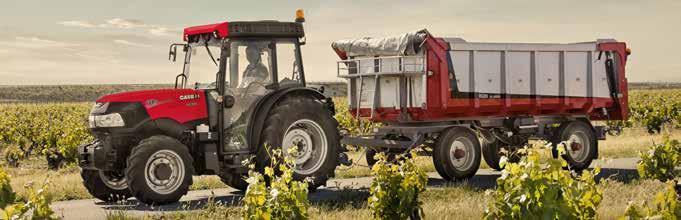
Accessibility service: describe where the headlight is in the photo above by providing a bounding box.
[90,102,109,114]
[89,113,125,128]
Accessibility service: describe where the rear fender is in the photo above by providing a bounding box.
[246,87,330,153]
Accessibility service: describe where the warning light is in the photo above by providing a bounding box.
[296,9,305,23]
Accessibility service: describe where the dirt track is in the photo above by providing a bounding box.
[51,157,640,219]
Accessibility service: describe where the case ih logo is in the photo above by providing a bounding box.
[179,94,200,101]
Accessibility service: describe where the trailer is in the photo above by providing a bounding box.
[333,30,630,180]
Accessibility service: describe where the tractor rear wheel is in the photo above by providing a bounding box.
[219,173,248,191]
[81,169,131,202]
[433,127,481,181]
[481,138,521,171]
[125,135,193,205]
[553,121,597,171]
[258,95,340,190]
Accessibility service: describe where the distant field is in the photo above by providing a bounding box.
[0,84,170,103]
[628,82,681,90]
[0,82,677,103]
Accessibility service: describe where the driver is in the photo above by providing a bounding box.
[238,44,270,88]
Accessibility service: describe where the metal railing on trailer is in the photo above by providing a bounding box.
[336,55,426,120]
[337,55,431,150]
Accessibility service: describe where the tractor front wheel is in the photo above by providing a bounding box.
[258,95,340,190]
[219,173,248,191]
[125,135,193,205]
[81,169,131,202]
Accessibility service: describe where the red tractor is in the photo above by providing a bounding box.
[78,11,343,204]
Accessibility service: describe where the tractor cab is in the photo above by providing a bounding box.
[171,20,306,90]
[169,19,308,152]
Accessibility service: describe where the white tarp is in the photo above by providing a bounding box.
[331,29,428,57]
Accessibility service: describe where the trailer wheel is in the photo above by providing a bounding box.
[125,135,193,205]
[481,139,521,171]
[365,149,397,167]
[219,174,248,191]
[433,127,481,181]
[553,121,597,171]
[259,95,340,190]
[81,169,131,202]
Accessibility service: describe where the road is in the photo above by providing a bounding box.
[50,157,640,219]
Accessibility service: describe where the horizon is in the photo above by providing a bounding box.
[1,0,680,85]
[1,81,680,87]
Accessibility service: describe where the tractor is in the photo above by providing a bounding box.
[78,10,343,204]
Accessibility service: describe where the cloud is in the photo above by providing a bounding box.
[58,18,176,37]
[104,18,145,29]
[58,20,97,28]
[148,27,173,37]
[0,36,79,49]
[113,39,150,47]
[58,18,146,29]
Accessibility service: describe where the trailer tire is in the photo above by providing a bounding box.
[219,174,248,191]
[365,149,397,167]
[433,127,481,181]
[81,169,131,202]
[125,135,193,205]
[481,139,521,171]
[553,121,597,171]
[259,95,340,190]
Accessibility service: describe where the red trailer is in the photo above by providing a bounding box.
[333,30,630,180]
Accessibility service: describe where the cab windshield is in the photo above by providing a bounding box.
[174,38,302,90]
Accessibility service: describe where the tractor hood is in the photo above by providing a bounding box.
[95,88,208,124]
[97,89,197,103]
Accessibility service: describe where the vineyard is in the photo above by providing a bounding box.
[0,103,92,169]
[619,89,681,134]
[0,89,679,219]
[1,90,681,170]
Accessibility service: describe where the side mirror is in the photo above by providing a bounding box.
[169,46,177,62]
[223,95,235,108]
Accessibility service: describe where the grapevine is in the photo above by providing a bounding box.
[0,103,92,167]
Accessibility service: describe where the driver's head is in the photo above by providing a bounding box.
[245,44,262,64]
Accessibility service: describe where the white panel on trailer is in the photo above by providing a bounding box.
[474,52,502,94]
[343,54,427,111]
[355,76,402,109]
[358,59,375,74]
[593,54,610,98]
[536,52,560,96]
[380,57,400,73]
[356,77,374,107]
[565,52,588,97]
[408,76,426,107]
[450,51,471,93]
[444,38,616,98]
[380,77,400,108]
[402,56,424,72]
[506,52,532,95]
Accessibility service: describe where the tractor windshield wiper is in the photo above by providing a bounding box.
[205,41,218,66]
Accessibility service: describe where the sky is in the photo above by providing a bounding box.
[0,0,679,85]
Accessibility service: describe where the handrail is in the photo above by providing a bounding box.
[337,55,426,78]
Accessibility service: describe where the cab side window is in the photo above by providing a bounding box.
[276,42,301,84]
